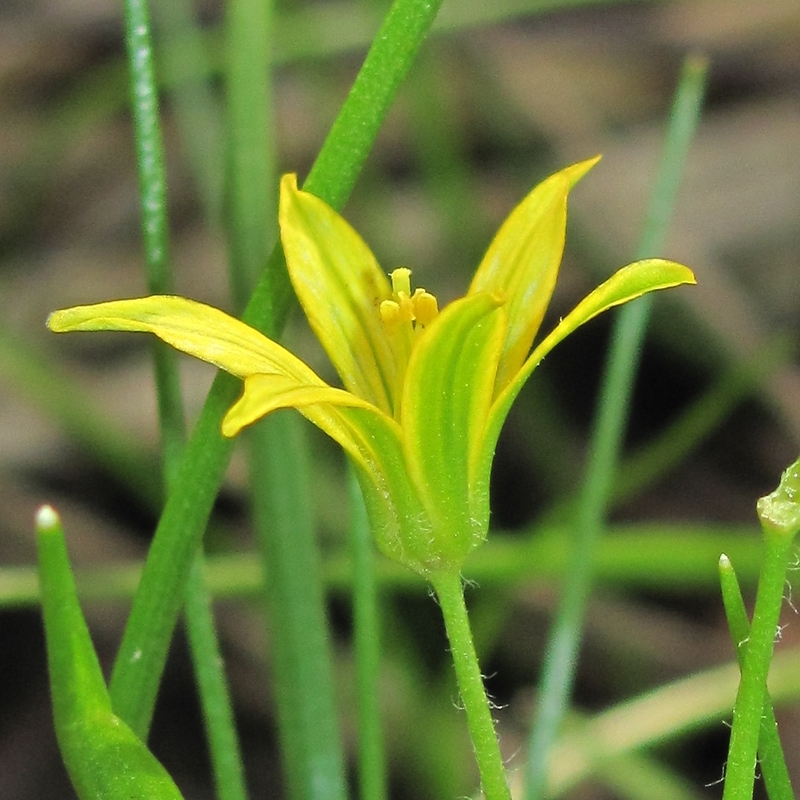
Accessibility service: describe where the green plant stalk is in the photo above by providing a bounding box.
[150,0,224,227]
[349,469,388,800]
[123,0,185,467]
[723,456,800,800]
[0,523,770,609]
[223,0,350,795]
[248,415,348,800]
[524,54,708,800]
[122,1,247,794]
[225,0,275,310]
[430,570,511,800]
[108,0,443,736]
[184,558,249,800]
[721,541,794,800]
[718,554,793,800]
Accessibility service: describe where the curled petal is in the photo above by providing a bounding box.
[222,374,377,443]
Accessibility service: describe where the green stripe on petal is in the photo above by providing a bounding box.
[279,174,397,414]
[401,292,506,565]
[335,406,439,574]
[480,259,696,484]
[223,374,440,573]
[48,296,318,383]
[469,157,600,394]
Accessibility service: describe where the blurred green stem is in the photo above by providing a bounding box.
[524,54,709,800]
[222,0,352,794]
[122,0,247,795]
[248,416,348,800]
[349,469,388,800]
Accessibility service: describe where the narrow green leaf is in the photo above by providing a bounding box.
[36,505,184,800]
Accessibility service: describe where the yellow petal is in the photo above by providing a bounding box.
[401,292,505,554]
[48,296,320,383]
[224,372,441,572]
[469,157,600,394]
[480,259,696,481]
[222,374,377,442]
[279,174,397,414]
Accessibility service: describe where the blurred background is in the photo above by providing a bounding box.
[1,0,799,797]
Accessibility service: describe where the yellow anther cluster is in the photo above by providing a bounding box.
[380,268,438,333]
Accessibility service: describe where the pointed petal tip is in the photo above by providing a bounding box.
[47,306,92,333]
[643,259,697,287]
[220,414,242,439]
[563,154,602,188]
[280,172,299,195]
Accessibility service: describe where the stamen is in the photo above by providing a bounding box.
[380,300,401,331]
[390,267,412,298]
[380,267,440,419]
[412,290,438,327]
[382,268,438,332]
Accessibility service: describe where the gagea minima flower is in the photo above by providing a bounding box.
[49,158,695,577]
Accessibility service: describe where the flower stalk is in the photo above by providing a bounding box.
[431,570,511,800]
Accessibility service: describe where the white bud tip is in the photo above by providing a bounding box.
[36,504,60,531]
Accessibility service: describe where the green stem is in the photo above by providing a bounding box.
[430,570,511,800]
[304,0,443,208]
[721,540,793,800]
[224,0,275,310]
[120,6,248,794]
[349,470,388,800]
[723,455,800,800]
[248,414,347,800]
[184,557,248,800]
[109,0,442,737]
[524,54,708,800]
[718,555,794,800]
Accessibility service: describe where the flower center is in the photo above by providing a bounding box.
[379,268,438,418]
[379,268,438,333]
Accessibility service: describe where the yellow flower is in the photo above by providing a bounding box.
[49,159,695,576]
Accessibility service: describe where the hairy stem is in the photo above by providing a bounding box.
[431,570,510,800]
